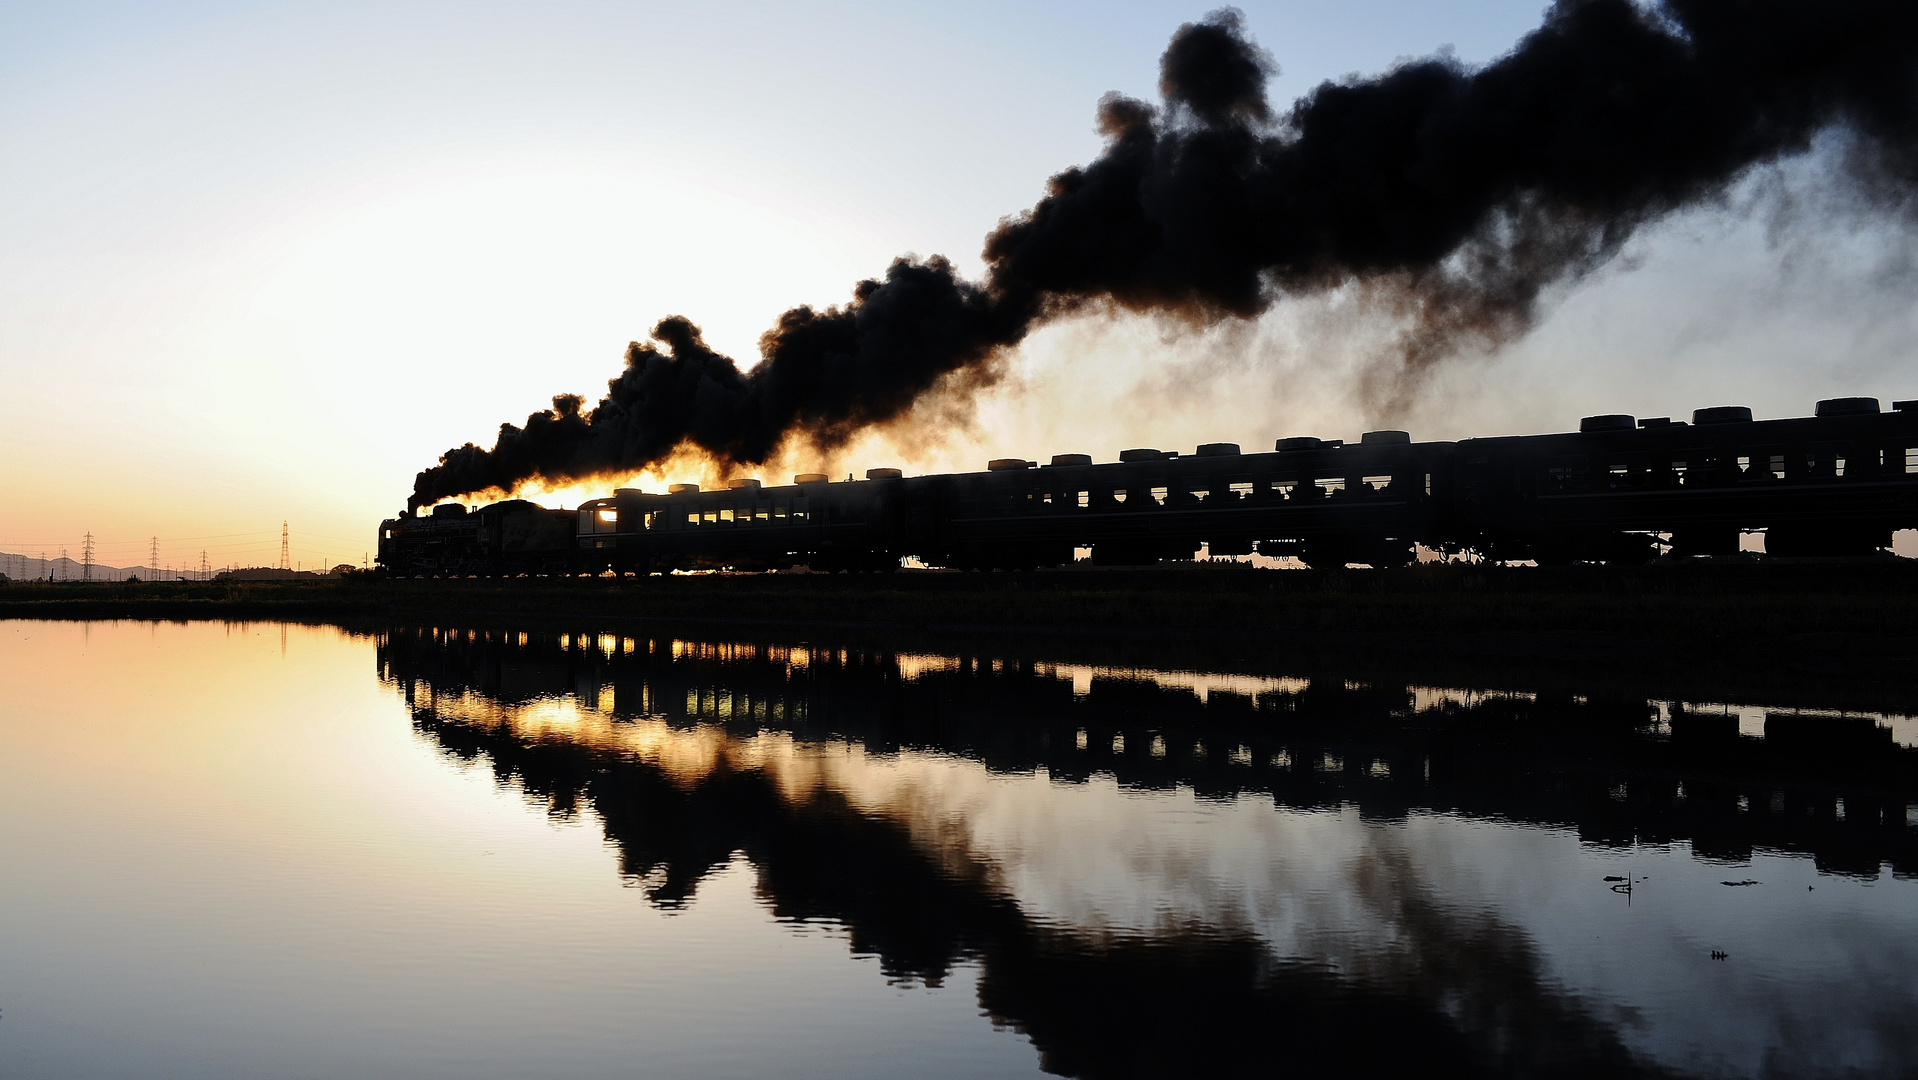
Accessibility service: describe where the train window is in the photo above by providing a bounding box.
[1272,480,1297,498]
[597,508,617,524]
[755,502,769,521]
[703,510,717,524]
[720,508,735,523]
[1362,475,1391,492]
[1113,489,1128,504]
[1229,482,1253,498]
[1424,473,1433,496]
[793,498,809,521]
[1186,488,1207,502]
[1150,486,1169,506]
[1315,478,1345,495]
[1772,454,1786,476]
[643,512,659,530]
[1835,458,1847,478]
[1041,492,1053,505]
[1908,448,1917,473]
[1077,490,1090,508]
[1671,461,1688,484]
[1736,455,1750,471]
[687,512,700,526]
[774,501,788,520]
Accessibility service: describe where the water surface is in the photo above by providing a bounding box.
[1,620,1913,1078]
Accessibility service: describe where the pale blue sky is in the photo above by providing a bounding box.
[2,2,1912,567]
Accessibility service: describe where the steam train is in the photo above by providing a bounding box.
[378,397,1918,574]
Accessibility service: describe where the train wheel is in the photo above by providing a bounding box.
[1598,533,1657,566]
[1362,541,1415,569]
[1300,538,1355,570]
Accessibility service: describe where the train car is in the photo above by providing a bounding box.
[922,433,1448,569]
[1453,398,1918,561]
[576,472,901,573]
[381,396,1918,575]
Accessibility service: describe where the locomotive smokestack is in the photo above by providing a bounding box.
[412,1,1918,508]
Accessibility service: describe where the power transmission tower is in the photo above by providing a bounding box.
[150,536,159,578]
[81,534,94,582]
[199,550,210,580]
[58,547,68,581]
[280,522,290,571]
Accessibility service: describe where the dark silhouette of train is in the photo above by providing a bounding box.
[380,397,1918,574]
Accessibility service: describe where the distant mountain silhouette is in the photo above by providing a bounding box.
[0,552,341,582]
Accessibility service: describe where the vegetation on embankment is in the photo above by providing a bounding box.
[2,559,1914,641]
[6,561,1916,706]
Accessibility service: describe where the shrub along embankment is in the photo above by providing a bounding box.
[6,562,1917,708]
[3,561,1915,635]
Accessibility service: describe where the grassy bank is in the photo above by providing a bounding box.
[4,559,1915,638]
[7,561,1917,708]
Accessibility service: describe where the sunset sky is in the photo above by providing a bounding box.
[5,0,1915,571]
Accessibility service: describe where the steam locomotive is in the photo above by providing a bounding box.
[378,397,1918,574]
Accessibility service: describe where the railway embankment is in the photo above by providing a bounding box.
[3,560,1914,633]
[4,560,1916,693]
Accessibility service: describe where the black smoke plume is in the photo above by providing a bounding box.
[412,0,1918,508]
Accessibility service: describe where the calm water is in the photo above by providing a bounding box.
[1,620,1914,1078]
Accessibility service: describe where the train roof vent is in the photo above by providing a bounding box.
[987,458,1034,471]
[727,478,762,490]
[1692,405,1753,425]
[1048,453,1092,467]
[431,503,468,517]
[1118,448,1166,462]
[1195,442,1241,457]
[1360,429,1411,445]
[1815,396,1880,416]
[668,483,700,494]
[793,473,829,484]
[1895,399,1917,412]
[1274,437,1322,452]
[613,487,644,496]
[866,467,903,480]
[1579,414,1635,432]
[1638,417,1674,428]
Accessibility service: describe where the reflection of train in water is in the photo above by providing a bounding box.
[380,626,1918,877]
[380,625,1918,1075]
[379,397,1918,575]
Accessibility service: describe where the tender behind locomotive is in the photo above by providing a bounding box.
[377,398,1918,574]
